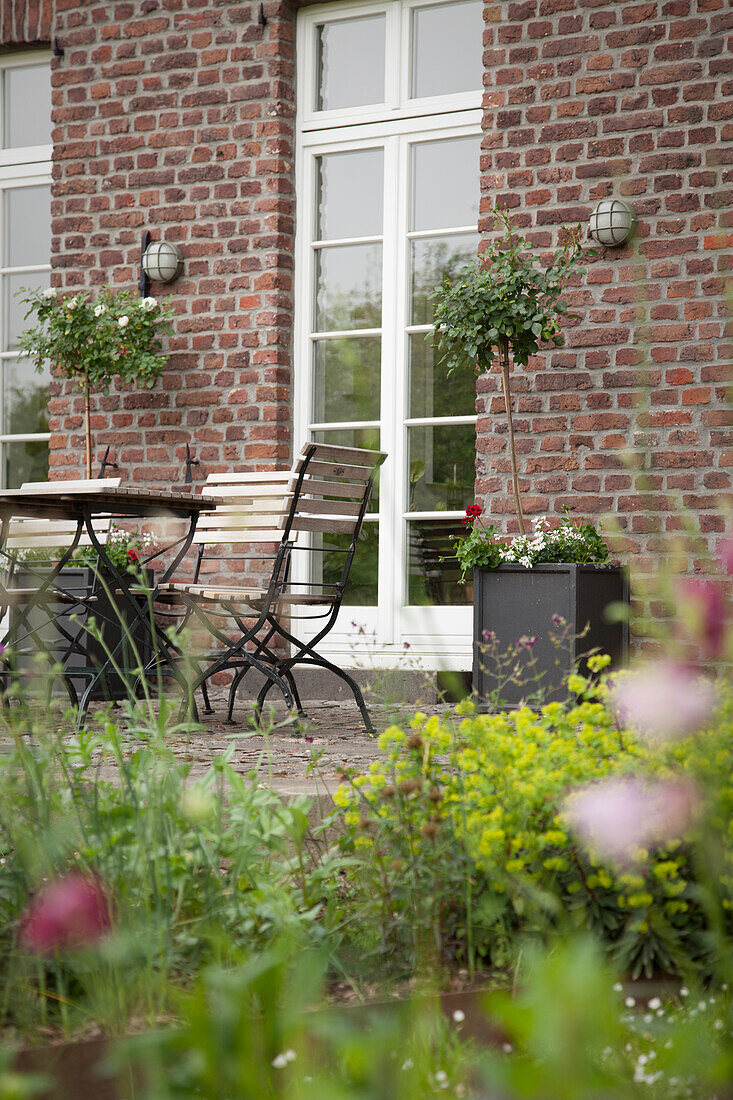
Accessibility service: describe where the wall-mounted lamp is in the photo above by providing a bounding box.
[139,232,184,296]
[143,239,184,283]
[588,199,636,248]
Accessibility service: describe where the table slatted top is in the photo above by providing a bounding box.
[0,487,224,521]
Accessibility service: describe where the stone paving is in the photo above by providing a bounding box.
[160,691,453,798]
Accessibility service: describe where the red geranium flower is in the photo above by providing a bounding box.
[127,548,139,562]
[462,504,482,526]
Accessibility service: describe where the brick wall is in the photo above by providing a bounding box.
[477,0,732,577]
[0,0,52,46]
[48,0,296,485]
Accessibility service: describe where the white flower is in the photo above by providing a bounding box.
[648,997,661,1010]
[43,286,57,298]
[118,315,129,328]
[613,983,623,993]
[401,1058,414,1072]
[141,296,158,310]
[271,1049,296,1069]
[66,295,79,310]
[435,1071,448,1084]
[452,1009,465,1023]
[94,304,107,317]
[625,997,636,1007]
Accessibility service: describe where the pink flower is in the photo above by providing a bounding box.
[564,777,701,866]
[677,578,727,659]
[19,873,112,954]
[610,662,717,742]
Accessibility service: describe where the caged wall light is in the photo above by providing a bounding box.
[588,199,637,248]
[139,232,184,296]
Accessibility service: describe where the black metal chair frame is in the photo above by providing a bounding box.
[163,442,385,731]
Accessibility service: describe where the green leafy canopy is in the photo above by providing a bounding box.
[17,286,176,394]
[431,205,590,370]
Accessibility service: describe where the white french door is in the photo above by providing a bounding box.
[0,52,52,488]
[294,0,483,669]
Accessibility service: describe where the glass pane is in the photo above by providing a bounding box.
[411,137,481,231]
[310,428,380,606]
[316,15,386,111]
[315,244,382,331]
[4,439,49,489]
[4,186,52,268]
[410,233,478,326]
[409,334,475,419]
[313,336,381,423]
[4,64,52,149]
[407,520,473,606]
[411,1,483,99]
[311,524,378,606]
[316,150,383,241]
[5,271,49,350]
[312,427,381,511]
[407,423,475,512]
[4,356,50,435]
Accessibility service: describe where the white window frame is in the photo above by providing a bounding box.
[295,1,482,670]
[0,51,52,488]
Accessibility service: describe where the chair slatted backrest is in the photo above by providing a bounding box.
[192,446,385,602]
[5,516,114,553]
[280,442,386,605]
[5,478,123,556]
[195,470,294,547]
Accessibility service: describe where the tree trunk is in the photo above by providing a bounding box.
[499,337,526,535]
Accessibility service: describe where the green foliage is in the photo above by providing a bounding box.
[75,523,156,575]
[17,287,174,395]
[431,206,588,371]
[123,946,473,1099]
[332,669,733,980]
[0,693,341,1037]
[481,937,733,1099]
[453,512,611,581]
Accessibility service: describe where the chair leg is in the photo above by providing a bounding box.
[291,653,375,734]
[200,679,214,715]
[225,666,249,724]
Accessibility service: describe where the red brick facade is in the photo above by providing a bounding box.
[5,0,733,588]
[47,0,296,485]
[477,0,732,572]
[0,0,52,46]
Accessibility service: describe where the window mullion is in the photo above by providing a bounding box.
[378,133,401,645]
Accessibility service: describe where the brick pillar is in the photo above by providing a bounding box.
[48,0,296,485]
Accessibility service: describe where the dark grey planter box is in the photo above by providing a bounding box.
[472,563,629,707]
[9,565,153,701]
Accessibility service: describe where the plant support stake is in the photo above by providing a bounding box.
[500,336,525,535]
[84,380,92,479]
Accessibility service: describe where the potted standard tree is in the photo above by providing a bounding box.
[431,208,628,703]
[19,286,174,478]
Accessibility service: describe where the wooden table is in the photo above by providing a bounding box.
[0,486,220,721]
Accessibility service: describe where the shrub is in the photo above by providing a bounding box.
[333,662,732,979]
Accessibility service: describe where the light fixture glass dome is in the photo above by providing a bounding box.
[588,199,637,248]
[141,240,183,283]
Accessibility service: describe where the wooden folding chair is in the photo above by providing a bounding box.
[158,442,386,730]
